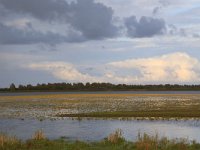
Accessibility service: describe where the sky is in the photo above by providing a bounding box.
[0,0,200,87]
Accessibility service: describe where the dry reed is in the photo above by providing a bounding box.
[0,133,19,147]
[107,129,124,144]
[32,130,46,140]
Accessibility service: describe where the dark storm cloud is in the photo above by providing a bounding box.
[0,0,118,42]
[0,0,69,21]
[0,0,170,45]
[0,23,72,45]
[69,0,118,39]
[125,16,166,38]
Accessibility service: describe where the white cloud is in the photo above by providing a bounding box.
[27,61,139,83]
[109,52,200,83]
[25,52,200,84]
[27,62,100,83]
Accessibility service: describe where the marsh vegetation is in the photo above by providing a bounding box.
[0,93,200,119]
[1,130,200,150]
[1,93,200,149]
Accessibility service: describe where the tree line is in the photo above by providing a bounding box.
[1,82,200,92]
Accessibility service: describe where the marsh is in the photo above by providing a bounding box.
[0,92,200,142]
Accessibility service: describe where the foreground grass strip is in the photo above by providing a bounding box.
[1,130,200,150]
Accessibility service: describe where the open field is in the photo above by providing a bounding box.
[1,130,200,150]
[0,94,200,119]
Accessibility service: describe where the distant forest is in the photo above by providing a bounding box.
[1,82,200,92]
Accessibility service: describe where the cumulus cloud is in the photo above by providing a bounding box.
[109,52,200,83]
[25,53,200,84]
[125,16,166,38]
[26,61,139,83]
[27,62,99,82]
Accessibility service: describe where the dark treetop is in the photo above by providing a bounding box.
[1,82,200,92]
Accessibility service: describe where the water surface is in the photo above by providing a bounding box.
[1,91,200,96]
[1,119,200,142]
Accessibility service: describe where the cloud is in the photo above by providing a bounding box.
[0,0,69,21]
[26,61,137,83]
[152,6,162,15]
[0,0,118,41]
[158,0,170,7]
[109,52,200,83]
[69,0,118,39]
[0,23,72,45]
[27,62,99,82]
[25,52,200,84]
[0,0,198,45]
[125,16,166,38]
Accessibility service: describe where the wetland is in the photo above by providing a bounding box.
[1,91,200,145]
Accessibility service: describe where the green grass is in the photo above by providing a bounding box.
[57,109,200,119]
[1,131,200,150]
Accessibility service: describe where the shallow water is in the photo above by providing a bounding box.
[0,119,200,142]
[1,92,200,142]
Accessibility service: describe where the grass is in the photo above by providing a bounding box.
[57,110,200,118]
[1,130,200,150]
